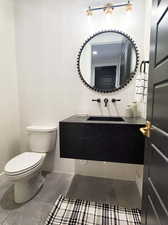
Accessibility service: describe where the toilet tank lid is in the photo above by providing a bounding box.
[26,126,57,132]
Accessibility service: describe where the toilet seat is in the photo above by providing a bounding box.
[4,152,46,176]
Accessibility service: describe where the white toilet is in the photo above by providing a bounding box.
[4,125,56,203]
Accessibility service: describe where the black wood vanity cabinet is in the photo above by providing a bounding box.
[59,115,145,164]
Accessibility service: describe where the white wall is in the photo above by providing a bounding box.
[0,0,20,172]
[15,0,149,180]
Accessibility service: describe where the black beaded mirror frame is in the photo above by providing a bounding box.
[77,30,139,93]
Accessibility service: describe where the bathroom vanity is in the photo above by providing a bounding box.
[59,115,145,164]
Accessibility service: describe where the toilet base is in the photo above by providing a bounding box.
[14,172,45,203]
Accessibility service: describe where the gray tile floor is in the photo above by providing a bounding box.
[67,175,141,208]
[0,173,141,225]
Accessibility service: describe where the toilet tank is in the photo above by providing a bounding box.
[26,126,57,153]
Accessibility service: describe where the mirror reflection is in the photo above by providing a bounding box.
[79,31,138,92]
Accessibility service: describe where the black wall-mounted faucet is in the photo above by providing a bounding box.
[104,98,108,107]
[112,98,121,103]
[92,98,101,103]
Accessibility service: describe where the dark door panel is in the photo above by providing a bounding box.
[149,144,168,211]
[95,66,116,90]
[146,195,161,225]
[146,181,168,225]
[155,7,168,66]
[151,127,168,159]
[142,0,168,224]
[152,80,168,133]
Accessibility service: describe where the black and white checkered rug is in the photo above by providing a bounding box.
[45,195,141,225]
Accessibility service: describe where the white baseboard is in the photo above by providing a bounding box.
[135,165,143,197]
[44,169,74,176]
[136,178,142,196]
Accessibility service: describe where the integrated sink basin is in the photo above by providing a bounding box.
[87,116,125,122]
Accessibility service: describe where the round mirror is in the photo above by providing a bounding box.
[77,30,139,93]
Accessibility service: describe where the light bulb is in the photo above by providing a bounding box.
[86,6,93,16]
[126,2,133,11]
[104,3,113,14]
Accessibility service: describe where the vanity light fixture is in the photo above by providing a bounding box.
[86,1,133,16]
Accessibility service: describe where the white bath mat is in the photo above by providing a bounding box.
[45,195,141,225]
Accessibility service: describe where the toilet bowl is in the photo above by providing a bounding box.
[4,126,56,203]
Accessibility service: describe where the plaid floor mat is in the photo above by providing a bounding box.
[45,195,141,225]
